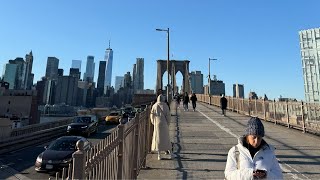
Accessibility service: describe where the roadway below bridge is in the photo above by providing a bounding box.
[138,102,320,179]
[0,124,117,180]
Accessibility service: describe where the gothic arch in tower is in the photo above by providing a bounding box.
[156,60,191,95]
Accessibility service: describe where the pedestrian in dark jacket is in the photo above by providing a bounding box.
[220,94,228,116]
[190,93,197,111]
[183,92,189,111]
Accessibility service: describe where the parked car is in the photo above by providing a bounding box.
[35,136,91,172]
[67,115,98,137]
[105,111,121,124]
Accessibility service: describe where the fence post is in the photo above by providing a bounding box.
[231,97,234,112]
[248,99,251,116]
[132,114,140,178]
[237,98,239,113]
[301,101,306,133]
[273,99,277,125]
[286,100,290,128]
[254,98,257,117]
[263,99,266,121]
[72,140,86,180]
[117,125,124,179]
[242,98,244,114]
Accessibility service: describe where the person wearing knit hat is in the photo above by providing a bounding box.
[224,117,283,179]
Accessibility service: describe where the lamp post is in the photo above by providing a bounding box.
[208,58,217,95]
[156,28,170,103]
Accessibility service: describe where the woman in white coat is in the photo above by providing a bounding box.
[224,117,283,180]
[150,94,172,160]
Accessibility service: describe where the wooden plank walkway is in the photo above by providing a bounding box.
[138,102,320,180]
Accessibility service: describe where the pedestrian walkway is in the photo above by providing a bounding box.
[138,102,320,180]
[138,102,238,179]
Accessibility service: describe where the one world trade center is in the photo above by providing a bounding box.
[104,41,113,90]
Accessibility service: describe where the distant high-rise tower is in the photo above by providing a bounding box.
[83,56,95,82]
[72,60,81,70]
[134,58,144,92]
[2,63,18,89]
[24,51,34,89]
[7,58,25,90]
[233,84,244,98]
[97,61,106,96]
[72,60,81,78]
[299,28,320,102]
[45,57,59,80]
[190,71,203,94]
[104,41,113,88]
[115,76,124,92]
[132,64,136,90]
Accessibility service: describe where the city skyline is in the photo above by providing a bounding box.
[1,1,320,100]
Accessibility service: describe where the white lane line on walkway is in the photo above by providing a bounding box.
[197,109,309,180]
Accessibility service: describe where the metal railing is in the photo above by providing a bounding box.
[197,94,320,134]
[0,118,74,154]
[53,105,153,180]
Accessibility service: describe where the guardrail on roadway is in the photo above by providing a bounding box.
[197,94,320,135]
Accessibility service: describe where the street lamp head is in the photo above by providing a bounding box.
[156,28,168,32]
[209,58,217,61]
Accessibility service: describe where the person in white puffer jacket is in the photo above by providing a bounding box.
[224,117,283,180]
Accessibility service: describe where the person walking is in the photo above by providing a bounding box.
[150,94,173,160]
[190,93,197,111]
[183,92,190,111]
[224,117,283,180]
[176,94,181,109]
[220,94,228,116]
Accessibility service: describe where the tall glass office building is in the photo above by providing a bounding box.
[83,56,95,82]
[2,64,18,89]
[299,28,320,102]
[104,42,113,88]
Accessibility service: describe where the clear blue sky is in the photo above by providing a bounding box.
[1,0,319,101]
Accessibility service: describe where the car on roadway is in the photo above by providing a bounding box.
[105,111,121,124]
[67,115,98,137]
[35,136,91,172]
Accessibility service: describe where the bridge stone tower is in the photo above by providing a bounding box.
[156,60,191,95]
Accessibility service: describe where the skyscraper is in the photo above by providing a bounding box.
[233,84,244,98]
[7,58,25,90]
[132,64,136,90]
[72,60,81,70]
[190,71,203,94]
[134,58,144,93]
[115,76,124,92]
[83,56,95,82]
[104,41,113,88]
[45,57,59,80]
[299,28,320,102]
[72,60,81,78]
[2,64,18,89]
[24,51,34,90]
[97,61,106,96]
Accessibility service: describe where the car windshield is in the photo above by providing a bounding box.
[74,116,91,123]
[47,139,78,151]
[109,112,119,116]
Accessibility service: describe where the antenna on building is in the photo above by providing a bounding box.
[108,40,111,49]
